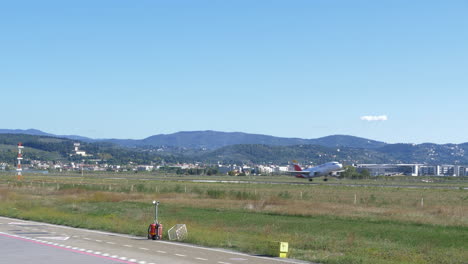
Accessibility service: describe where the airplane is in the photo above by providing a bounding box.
[289,161,344,181]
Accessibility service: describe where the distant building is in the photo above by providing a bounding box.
[73,143,88,156]
[137,165,154,171]
[256,165,274,175]
[356,163,468,177]
[419,165,437,176]
[274,166,289,174]
[356,164,422,176]
[437,165,456,176]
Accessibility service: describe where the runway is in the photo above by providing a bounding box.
[102,177,467,190]
[0,216,309,264]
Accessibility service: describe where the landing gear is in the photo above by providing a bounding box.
[309,178,313,182]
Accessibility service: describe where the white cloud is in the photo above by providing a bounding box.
[360,115,388,121]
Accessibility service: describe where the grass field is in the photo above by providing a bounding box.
[0,173,466,264]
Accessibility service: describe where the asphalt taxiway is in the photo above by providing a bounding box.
[0,216,309,264]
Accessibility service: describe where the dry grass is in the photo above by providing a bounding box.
[2,177,467,226]
[0,177,467,264]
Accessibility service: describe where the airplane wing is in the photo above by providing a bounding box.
[287,171,309,174]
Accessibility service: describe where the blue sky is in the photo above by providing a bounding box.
[1,0,467,143]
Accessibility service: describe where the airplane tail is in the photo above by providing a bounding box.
[292,160,302,171]
[294,164,302,171]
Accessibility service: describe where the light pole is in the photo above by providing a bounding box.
[153,200,160,223]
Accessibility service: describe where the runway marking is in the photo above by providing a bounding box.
[157,250,166,253]
[0,232,137,263]
[218,262,232,264]
[107,241,116,244]
[124,244,133,247]
[8,222,42,226]
[196,257,208,261]
[36,236,70,240]
[96,239,102,242]
[175,253,186,257]
[138,261,147,264]
[139,247,149,250]
[84,237,91,240]
[230,258,247,261]
[1,216,305,264]
[129,259,137,262]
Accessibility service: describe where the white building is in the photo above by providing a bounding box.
[137,165,154,171]
[357,163,468,177]
[356,164,422,176]
[256,165,274,175]
[73,143,88,156]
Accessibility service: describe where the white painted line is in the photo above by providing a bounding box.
[36,236,70,241]
[175,254,186,257]
[157,250,166,253]
[106,242,116,244]
[94,251,102,255]
[111,255,119,259]
[196,257,208,261]
[124,244,133,247]
[84,237,91,240]
[138,261,147,264]
[218,262,231,264]
[8,222,41,225]
[86,250,94,253]
[102,253,110,257]
[0,216,304,264]
[119,257,128,260]
[129,259,137,262]
[139,247,149,250]
[96,240,102,242]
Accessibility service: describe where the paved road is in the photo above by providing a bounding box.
[0,216,309,264]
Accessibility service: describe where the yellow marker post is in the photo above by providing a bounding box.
[267,241,289,258]
[279,242,288,258]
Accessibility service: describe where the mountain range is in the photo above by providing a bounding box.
[0,129,387,149]
[0,129,467,165]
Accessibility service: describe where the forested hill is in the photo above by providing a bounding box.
[106,131,387,149]
[1,133,468,165]
[197,143,468,165]
[0,129,387,149]
[0,134,180,165]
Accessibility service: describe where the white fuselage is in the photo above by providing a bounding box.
[296,162,343,178]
